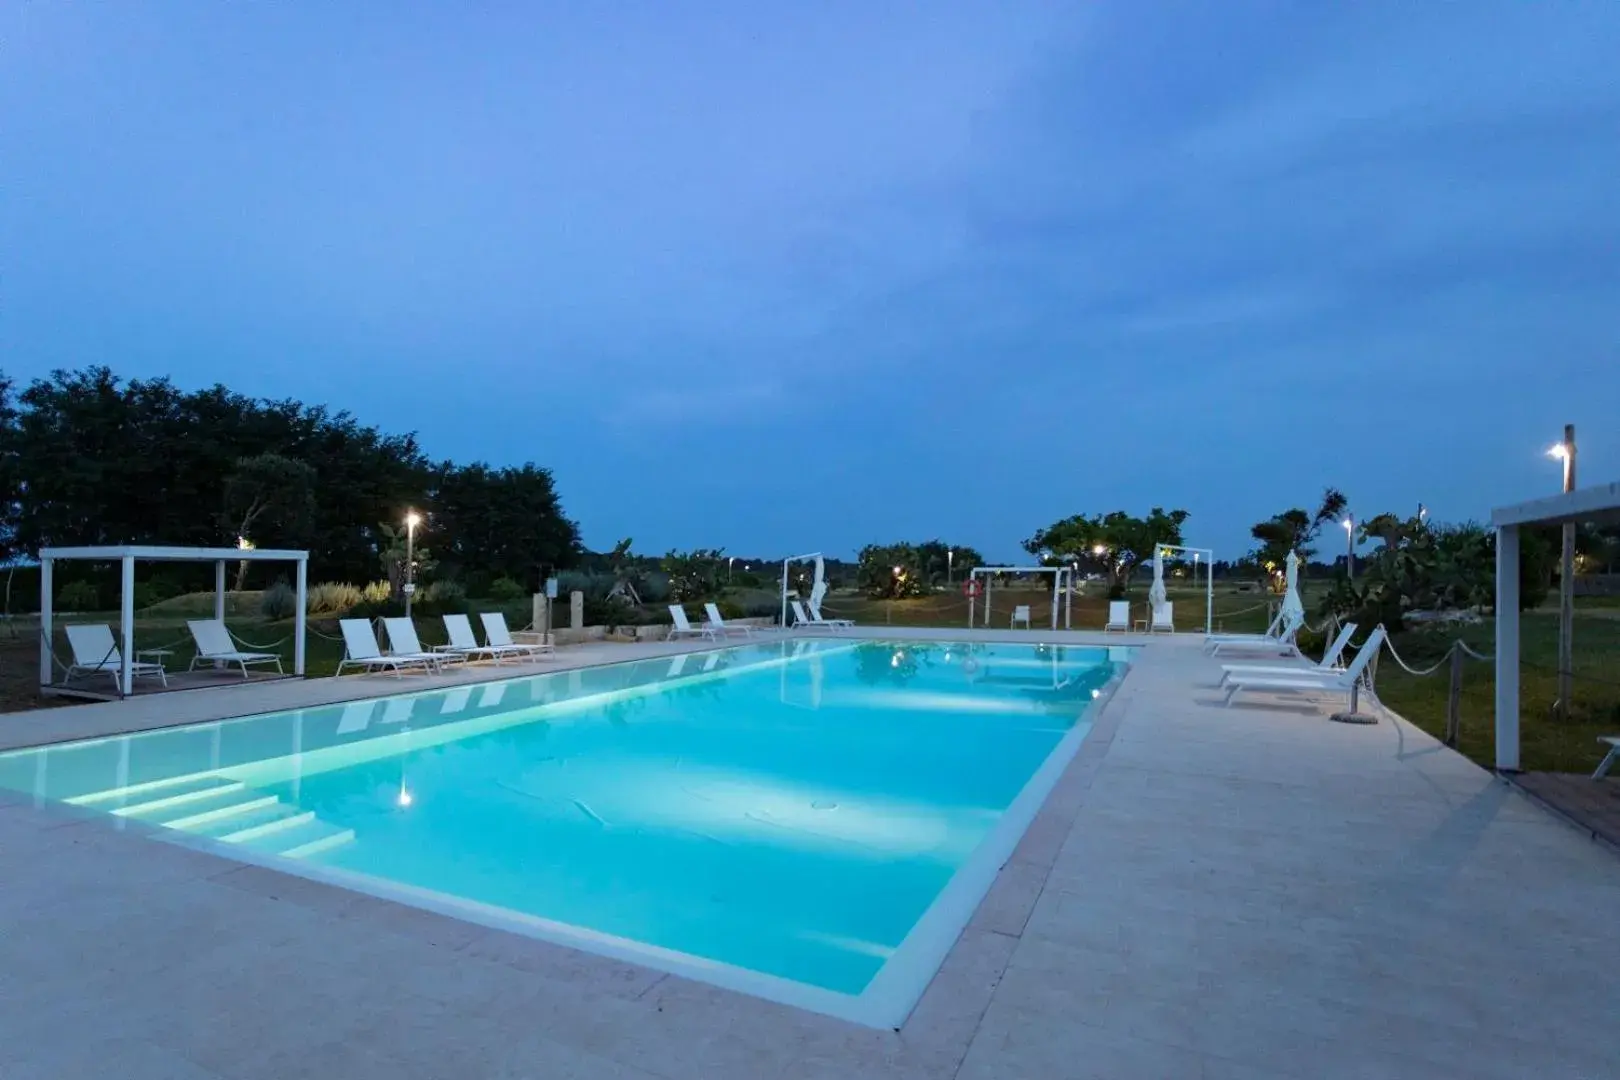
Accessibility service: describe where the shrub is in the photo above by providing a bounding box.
[420,579,468,615]
[362,580,392,604]
[131,582,162,610]
[260,581,297,620]
[349,597,404,621]
[637,571,671,604]
[308,582,363,616]
[488,576,526,601]
[556,569,613,601]
[740,597,783,620]
[58,581,100,611]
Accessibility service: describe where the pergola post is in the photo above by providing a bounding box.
[39,557,53,689]
[1494,524,1521,772]
[294,556,308,676]
[214,560,227,621]
[119,555,136,697]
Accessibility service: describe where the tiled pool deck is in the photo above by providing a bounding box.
[2,630,1616,1079]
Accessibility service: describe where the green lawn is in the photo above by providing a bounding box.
[1372,612,1620,774]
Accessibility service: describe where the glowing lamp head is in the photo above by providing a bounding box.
[405,510,422,529]
[1547,443,1569,461]
[1092,544,1107,557]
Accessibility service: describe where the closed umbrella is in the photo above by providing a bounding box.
[1280,550,1305,626]
[809,555,828,613]
[1149,548,1168,608]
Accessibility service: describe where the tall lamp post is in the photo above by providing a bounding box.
[1342,516,1356,582]
[1549,425,1577,721]
[947,548,954,585]
[403,510,421,618]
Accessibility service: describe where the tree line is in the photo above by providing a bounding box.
[0,367,582,598]
[1013,493,1620,628]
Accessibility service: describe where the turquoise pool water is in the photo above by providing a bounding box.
[0,639,1127,1023]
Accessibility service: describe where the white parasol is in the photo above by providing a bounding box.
[1148,547,1168,608]
[1280,549,1305,626]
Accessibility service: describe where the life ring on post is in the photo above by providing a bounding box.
[962,578,982,599]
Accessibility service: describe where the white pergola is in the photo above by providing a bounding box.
[1491,480,1620,771]
[1153,543,1215,632]
[967,566,1074,630]
[40,545,309,697]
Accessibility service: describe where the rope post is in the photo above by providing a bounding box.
[1330,627,1379,725]
[1445,644,1465,747]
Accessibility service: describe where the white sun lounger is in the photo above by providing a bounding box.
[438,613,513,663]
[1151,602,1174,633]
[1207,615,1303,658]
[1011,604,1031,629]
[1104,601,1130,633]
[809,601,854,628]
[63,624,168,691]
[1594,737,1620,779]
[185,619,284,678]
[337,619,438,677]
[791,600,839,632]
[1222,627,1386,707]
[1217,623,1359,687]
[480,612,552,659]
[703,603,755,637]
[382,618,450,670]
[668,605,717,640]
[1204,611,1291,653]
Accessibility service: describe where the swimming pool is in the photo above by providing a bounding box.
[0,638,1129,1027]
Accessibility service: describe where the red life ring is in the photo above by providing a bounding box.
[962,579,982,599]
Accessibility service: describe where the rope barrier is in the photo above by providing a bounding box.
[229,631,292,651]
[1377,633,1457,678]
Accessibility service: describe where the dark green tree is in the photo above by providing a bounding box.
[856,543,931,599]
[222,453,317,588]
[1023,508,1190,591]
[661,548,725,602]
[1249,488,1348,580]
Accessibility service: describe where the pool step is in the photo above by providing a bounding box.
[65,774,355,862]
[113,784,271,828]
[190,801,316,843]
[235,817,356,860]
[71,774,242,813]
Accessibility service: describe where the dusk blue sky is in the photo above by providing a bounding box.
[5,3,1618,562]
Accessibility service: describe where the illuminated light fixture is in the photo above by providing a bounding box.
[236,536,255,551]
[1547,443,1569,461]
[1092,544,1106,556]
